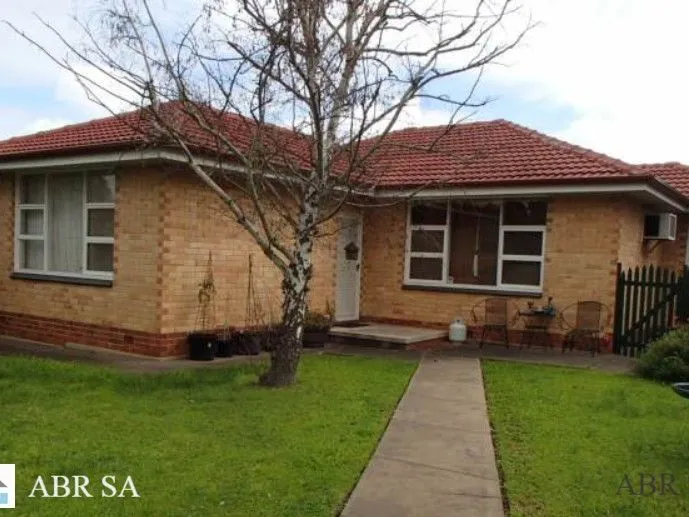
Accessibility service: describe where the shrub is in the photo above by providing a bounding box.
[636,327,689,382]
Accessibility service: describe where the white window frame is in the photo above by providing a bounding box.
[14,170,115,281]
[404,199,546,293]
[16,173,47,271]
[404,203,449,286]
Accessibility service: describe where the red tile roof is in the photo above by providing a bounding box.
[0,105,686,202]
[0,102,312,169]
[355,120,640,188]
[637,162,689,198]
[0,109,149,158]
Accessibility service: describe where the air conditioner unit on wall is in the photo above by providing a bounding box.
[644,213,677,240]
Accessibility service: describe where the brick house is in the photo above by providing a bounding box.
[0,109,687,356]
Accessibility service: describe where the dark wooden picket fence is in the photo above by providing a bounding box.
[613,263,689,357]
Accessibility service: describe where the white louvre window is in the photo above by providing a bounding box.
[15,172,115,279]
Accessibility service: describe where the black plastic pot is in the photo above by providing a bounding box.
[216,338,233,358]
[187,332,217,361]
[228,332,243,355]
[231,331,261,356]
[243,331,262,355]
[303,328,329,348]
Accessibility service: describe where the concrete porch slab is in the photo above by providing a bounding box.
[329,323,446,345]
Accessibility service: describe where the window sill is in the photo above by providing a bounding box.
[402,283,542,297]
[11,272,113,287]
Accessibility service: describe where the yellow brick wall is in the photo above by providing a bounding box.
[0,166,339,339]
[618,200,654,268]
[359,195,684,329]
[159,171,338,334]
[661,214,688,271]
[544,196,619,316]
[0,168,163,332]
[617,200,686,271]
[3,163,684,342]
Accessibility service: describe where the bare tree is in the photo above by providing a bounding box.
[6,0,530,386]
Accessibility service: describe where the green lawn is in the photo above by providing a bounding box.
[483,361,689,517]
[0,354,416,516]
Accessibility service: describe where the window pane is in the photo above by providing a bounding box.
[88,209,114,237]
[21,240,43,270]
[87,243,114,272]
[503,201,547,225]
[410,229,444,253]
[48,173,84,273]
[20,210,43,236]
[449,201,499,285]
[20,175,45,204]
[409,257,443,281]
[87,173,115,203]
[501,260,541,286]
[503,231,543,256]
[411,202,447,225]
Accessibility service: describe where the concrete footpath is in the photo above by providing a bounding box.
[341,355,504,517]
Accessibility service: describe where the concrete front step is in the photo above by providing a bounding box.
[329,323,447,349]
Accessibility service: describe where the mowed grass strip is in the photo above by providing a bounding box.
[0,354,416,517]
[482,360,689,517]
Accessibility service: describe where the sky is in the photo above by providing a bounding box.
[1,0,688,164]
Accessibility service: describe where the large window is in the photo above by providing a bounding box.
[15,172,115,279]
[405,200,547,291]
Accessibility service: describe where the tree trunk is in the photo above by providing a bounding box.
[258,280,306,387]
[259,191,317,387]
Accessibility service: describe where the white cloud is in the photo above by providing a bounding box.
[370,98,458,135]
[53,64,142,117]
[0,0,161,140]
[0,1,110,138]
[480,0,689,163]
[4,0,689,166]
[20,117,73,135]
[396,99,457,129]
[0,106,73,140]
[372,0,689,163]
[1,1,76,87]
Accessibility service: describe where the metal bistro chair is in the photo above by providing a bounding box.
[559,301,609,356]
[471,297,511,349]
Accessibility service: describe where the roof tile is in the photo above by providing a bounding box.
[637,162,689,197]
[0,105,687,200]
[352,120,642,188]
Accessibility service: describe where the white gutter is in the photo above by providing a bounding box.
[0,149,376,197]
[374,183,687,213]
[0,149,246,174]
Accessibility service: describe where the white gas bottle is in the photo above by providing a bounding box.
[449,318,467,343]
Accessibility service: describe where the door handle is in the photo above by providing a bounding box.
[356,263,360,271]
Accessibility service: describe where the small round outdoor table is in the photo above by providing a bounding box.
[518,310,556,350]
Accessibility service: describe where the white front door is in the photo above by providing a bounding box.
[335,214,363,322]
